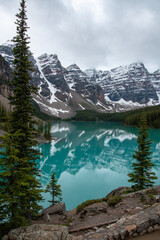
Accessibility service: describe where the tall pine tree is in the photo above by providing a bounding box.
[0,0,43,230]
[45,172,62,205]
[128,114,157,191]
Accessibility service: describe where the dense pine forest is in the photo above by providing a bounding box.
[71,104,160,128]
[1,101,160,130]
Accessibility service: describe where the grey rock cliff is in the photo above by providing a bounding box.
[85,62,158,104]
[65,64,105,104]
[0,54,12,97]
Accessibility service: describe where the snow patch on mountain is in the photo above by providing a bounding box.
[2,40,14,47]
[79,104,85,110]
[34,98,59,117]
[36,56,59,103]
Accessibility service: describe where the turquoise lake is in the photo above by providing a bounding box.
[38,121,160,210]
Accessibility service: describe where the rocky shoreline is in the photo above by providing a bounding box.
[3,185,160,240]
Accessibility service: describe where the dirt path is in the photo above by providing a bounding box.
[128,229,160,240]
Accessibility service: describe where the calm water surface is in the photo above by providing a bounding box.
[38,121,160,210]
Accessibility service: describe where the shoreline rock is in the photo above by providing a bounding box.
[3,185,160,240]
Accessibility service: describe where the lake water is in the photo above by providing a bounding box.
[38,121,160,210]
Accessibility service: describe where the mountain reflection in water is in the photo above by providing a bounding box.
[37,121,160,210]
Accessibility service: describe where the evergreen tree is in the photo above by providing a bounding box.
[45,172,62,205]
[44,122,48,139]
[128,114,157,191]
[0,0,43,229]
[47,121,52,141]
[37,120,43,137]
[0,101,7,120]
[44,121,51,141]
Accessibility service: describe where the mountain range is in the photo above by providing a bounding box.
[0,40,160,119]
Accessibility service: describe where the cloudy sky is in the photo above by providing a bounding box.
[0,0,160,72]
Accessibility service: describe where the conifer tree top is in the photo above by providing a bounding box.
[128,114,157,191]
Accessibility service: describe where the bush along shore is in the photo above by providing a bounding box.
[2,185,160,240]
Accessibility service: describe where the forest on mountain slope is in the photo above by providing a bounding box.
[71,104,160,128]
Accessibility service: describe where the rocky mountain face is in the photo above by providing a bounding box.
[0,54,12,98]
[85,63,159,105]
[0,41,160,118]
[65,64,105,104]
[0,41,14,67]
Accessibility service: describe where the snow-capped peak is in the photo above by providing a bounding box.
[67,64,81,72]
[2,40,14,47]
[37,53,63,72]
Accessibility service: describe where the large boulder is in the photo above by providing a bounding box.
[42,202,67,216]
[2,224,68,240]
[80,202,108,219]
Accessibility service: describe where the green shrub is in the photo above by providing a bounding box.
[107,195,122,207]
[122,188,133,194]
[146,189,157,195]
[64,218,72,226]
[76,194,123,213]
[146,193,155,201]
[101,196,109,202]
[145,189,156,201]
[76,199,102,213]
[140,189,156,205]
